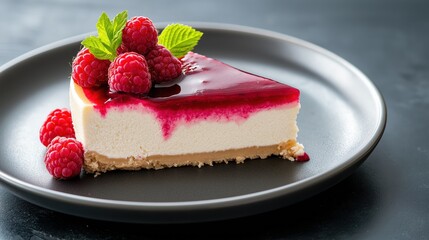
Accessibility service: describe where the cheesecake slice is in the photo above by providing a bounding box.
[70,52,308,173]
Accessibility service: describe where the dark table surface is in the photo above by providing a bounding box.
[1,0,428,239]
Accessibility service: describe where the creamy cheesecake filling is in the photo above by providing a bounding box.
[71,80,301,158]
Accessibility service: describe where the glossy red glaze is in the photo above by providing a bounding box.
[82,52,300,139]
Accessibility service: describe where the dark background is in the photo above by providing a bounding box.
[1,0,428,239]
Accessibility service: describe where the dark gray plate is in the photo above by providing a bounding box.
[0,23,386,223]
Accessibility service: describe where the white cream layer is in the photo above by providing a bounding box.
[70,80,300,159]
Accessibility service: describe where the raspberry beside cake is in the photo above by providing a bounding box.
[70,52,308,173]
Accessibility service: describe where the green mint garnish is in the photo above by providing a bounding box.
[81,10,128,61]
[158,24,203,58]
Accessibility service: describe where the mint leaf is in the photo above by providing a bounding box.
[96,12,112,46]
[111,11,128,51]
[82,10,128,61]
[81,36,112,60]
[158,24,203,58]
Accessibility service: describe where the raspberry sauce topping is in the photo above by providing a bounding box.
[82,52,300,139]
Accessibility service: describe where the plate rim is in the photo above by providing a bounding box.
[0,22,387,217]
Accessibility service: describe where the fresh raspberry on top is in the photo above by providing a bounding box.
[71,48,110,88]
[146,44,182,83]
[108,52,152,94]
[116,43,129,55]
[44,136,83,180]
[122,16,158,55]
[40,108,75,147]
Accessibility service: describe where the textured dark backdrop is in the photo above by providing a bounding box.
[1,0,428,239]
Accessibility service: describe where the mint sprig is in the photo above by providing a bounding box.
[82,10,128,61]
[158,24,203,58]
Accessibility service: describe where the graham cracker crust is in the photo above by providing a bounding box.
[83,140,305,174]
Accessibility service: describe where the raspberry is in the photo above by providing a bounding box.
[146,45,182,83]
[108,52,152,94]
[44,136,83,179]
[40,108,75,147]
[72,48,110,88]
[122,16,158,55]
[116,43,129,55]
